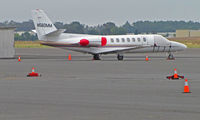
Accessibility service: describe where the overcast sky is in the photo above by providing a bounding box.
[1,0,200,25]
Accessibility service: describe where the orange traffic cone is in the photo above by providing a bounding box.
[32,67,35,73]
[68,54,72,61]
[18,56,21,62]
[183,79,191,93]
[173,68,179,79]
[145,56,149,61]
[166,68,184,80]
[27,67,41,77]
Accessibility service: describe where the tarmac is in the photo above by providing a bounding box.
[0,48,200,120]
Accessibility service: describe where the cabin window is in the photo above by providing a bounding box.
[127,38,130,42]
[122,38,125,42]
[111,38,114,43]
[116,38,120,42]
[137,38,141,42]
[143,38,147,42]
[132,38,135,42]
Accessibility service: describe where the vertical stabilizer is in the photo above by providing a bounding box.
[32,9,57,40]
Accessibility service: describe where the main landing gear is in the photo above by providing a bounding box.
[93,54,101,60]
[117,54,124,61]
[167,52,175,60]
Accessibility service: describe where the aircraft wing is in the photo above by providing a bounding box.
[64,45,151,54]
[91,45,151,54]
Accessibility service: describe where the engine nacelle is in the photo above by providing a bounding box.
[79,39,89,46]
[79,37,107,47]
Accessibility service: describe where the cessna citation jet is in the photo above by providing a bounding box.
[32,9,187,60]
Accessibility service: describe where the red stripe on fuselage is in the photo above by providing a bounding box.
[101,37,107,46]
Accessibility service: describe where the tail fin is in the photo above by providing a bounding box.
[32,9,57,40]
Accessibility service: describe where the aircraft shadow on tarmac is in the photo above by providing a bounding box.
[13,55,200,61]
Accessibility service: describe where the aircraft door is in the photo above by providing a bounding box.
[146,36,154,52]
[153,35,168,52]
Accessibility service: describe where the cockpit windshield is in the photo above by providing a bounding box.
[154,35,170,46]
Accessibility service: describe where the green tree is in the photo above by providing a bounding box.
[14,32,37,41]
[64,22,84,34]
[100,22,116,35]
[122,21,135,33]
[111,27,127,35]
[54,22,65,29]
[14,33,22,41]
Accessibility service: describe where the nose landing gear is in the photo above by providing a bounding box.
[167,52,175,60]
[167,44,175,60]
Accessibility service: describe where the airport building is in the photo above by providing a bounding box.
[157,32,176,38]
[176,30,200,37]
[0,27,15,58]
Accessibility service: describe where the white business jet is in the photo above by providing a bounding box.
[32,9,187,60]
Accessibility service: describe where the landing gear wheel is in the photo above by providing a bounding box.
[167,53,175,60]
[93,54,101,60]
[117,54,124,61]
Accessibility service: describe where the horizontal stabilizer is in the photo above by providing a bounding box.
[45,29,65,36]
[32,30,37,33]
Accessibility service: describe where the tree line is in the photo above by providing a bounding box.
[1,20,200,40]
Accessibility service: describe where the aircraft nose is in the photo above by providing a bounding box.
[174,42,187,51]
[179,43,187,50]
[171,41,187,51]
